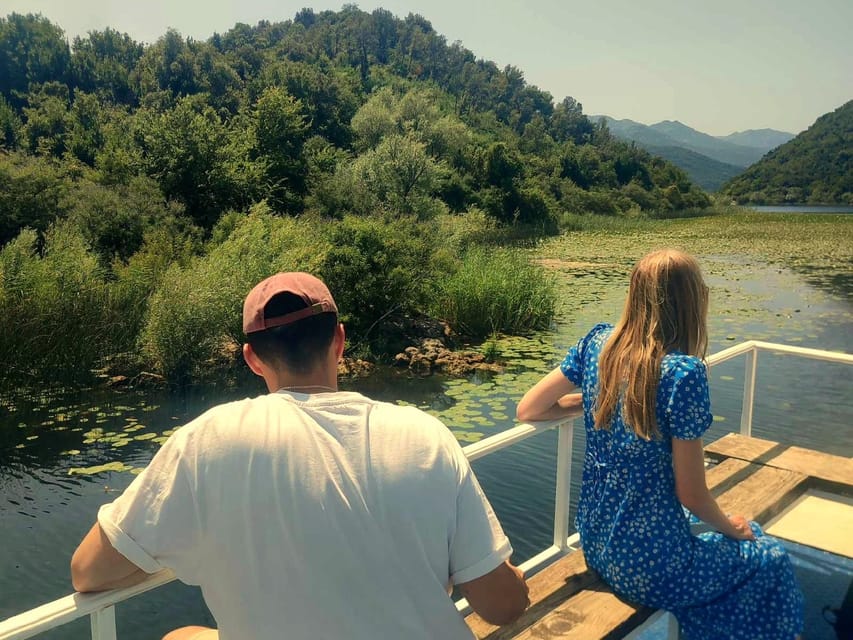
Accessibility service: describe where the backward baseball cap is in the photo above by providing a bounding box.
[243,272,338,335]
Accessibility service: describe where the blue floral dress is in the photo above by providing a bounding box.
[561,323,803,640]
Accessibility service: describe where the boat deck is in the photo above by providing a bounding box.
[2,340,850,640]
[465,433,853,639]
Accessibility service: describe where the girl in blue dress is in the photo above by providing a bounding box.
[517,249,803,640]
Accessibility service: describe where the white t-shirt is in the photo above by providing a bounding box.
[99,391,511,639]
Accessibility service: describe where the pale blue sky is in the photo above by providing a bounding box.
[2,0,851,135]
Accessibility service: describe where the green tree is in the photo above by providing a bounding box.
[0,94,21,148]
[0,13,69,106]
[132,30,242,110]
[21,81,69,155]
[550,96,593,145]
[320,215,437,351]
[69,28,143,104]
[64,91,105,164]
[251,86,310,210]
[254,60,359,147]
[134,96,260,228]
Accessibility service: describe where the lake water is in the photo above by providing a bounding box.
[1,253,851,639]
[748,205,853,214]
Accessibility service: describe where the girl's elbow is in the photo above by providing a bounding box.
[516,404,538,423]
[676,487,707,512]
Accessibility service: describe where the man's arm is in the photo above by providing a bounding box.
[459,560,529,625]
[71,522,151,592]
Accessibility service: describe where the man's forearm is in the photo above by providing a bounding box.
[74,567,149,593]
[71,522,152,592]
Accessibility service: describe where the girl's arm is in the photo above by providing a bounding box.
[517,368,583,423]
[672,438,755,540]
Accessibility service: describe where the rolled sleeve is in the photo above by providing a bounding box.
[94,425,203,582]
[98,503,163,574]
[448,452,513,585]
[450,538,512,585]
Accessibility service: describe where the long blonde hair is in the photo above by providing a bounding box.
[594,249,709,439]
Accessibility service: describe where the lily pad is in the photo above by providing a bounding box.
[68,461,132,475]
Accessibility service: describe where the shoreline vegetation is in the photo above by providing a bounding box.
[0,9,849,393]
[2,205,851,395]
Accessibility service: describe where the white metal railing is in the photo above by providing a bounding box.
[1,340,850,640]
[704,340,853,436]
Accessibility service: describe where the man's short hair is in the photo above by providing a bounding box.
[245,292,338,373]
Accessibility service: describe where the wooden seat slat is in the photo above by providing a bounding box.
[466,551,651,640]
[714,463,808,522]
[705,433,853,487]
[511,588,650,640]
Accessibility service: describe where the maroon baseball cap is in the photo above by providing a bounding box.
[243,272,338,335]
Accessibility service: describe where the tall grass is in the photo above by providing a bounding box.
[141,204,328,382]
[0,223,116,385]
[435,246,556,339]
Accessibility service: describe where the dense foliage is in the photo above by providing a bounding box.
[0,8,713,387]
[721,100,853,205]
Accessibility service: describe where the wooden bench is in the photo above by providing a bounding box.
[464,432,849,639]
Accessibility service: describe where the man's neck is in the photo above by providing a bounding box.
[269,371,338,395]
[276,383,337,394]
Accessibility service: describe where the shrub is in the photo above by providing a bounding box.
[66,176,189,264]
[434,246,556,339]
[320,215,440,353]
[0,152,70,245]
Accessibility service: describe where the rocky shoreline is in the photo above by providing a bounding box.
[97,319,503,391]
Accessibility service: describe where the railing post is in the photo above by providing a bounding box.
[90,607,117,640]
[740,347,758,436]
[553,420,574,551]
[666,612,681,639]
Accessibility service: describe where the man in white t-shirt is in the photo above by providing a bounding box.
[71,272,529,640]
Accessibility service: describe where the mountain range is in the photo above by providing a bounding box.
[591,116,795,191]
[720,100,852,205]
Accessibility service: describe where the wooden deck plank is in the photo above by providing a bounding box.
[511,588,650,640]
[466,550,651,640]
[706,457,754,495]
[714,463,808,523]
[705,433,853,487]
[466,552,595,639]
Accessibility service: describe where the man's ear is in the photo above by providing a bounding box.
[243,343,266,377]
[334,323,346,362]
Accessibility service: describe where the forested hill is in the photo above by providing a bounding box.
[721,100,853,205]
[0,7,709,245]
[0,8,718,386]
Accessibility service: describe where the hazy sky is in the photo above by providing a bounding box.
[2,0,851,135]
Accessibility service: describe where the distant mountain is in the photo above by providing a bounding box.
[646,120,764,167]
[594,116,794,167]
[721,100,853,205]
[592,116,796,192]
[644,145,743,192]
[594,116,677,148]
[717,129,795,150]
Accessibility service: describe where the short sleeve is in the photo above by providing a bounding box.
[98,425,203,580]
[446,436,513,585]
[560,323,611,386]
[664,357,713,440]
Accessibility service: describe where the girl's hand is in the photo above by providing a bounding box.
[728,515,756,541]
